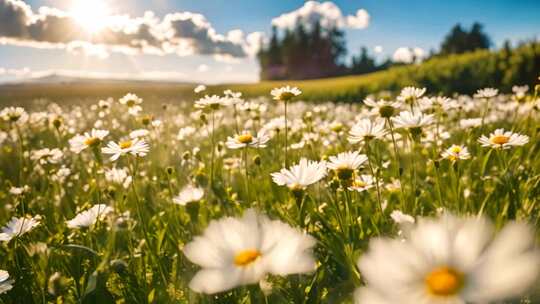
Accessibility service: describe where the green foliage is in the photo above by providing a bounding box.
[219,41,540,102]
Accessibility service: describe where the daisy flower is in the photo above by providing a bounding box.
[348,174,375,192]
[104,167,132,189]
[459,118,482,129]
[441,145,471,162]
[226,131,270,149]
[391,111,434,136]
[0,270,13,294]
[356,214,540,304]
[0,216,41,242]
[327,151,368,180]
[183,209,316,294]
[478,129,529,149]
[69,129,109,154]
[119,93,143,116]
[177,126,196,141]
[363,98,401,118]
[66,204,113,229]
[129,129,150,139]
[389,210,415,225]
[173,185,205,206]
[397,87,426,105]
[194,84,207,93]
[30,148,63,165]
[271,86,302,102]
[348,118,387,144]
[0,106,28,123]
[194,95,226,110]
[271,158,327,192]
[474,88,498,99]
[102,138,149,161]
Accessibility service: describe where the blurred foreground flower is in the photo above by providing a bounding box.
[66,204,113,229]
[183,209,316,294]
[356,214,540,304]
[0,216,41,242]
[0,270,13,294]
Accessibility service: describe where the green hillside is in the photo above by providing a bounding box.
[213,41,540,101]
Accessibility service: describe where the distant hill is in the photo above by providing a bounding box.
[5,73,192,86]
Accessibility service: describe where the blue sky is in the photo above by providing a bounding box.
[0,0,539,84]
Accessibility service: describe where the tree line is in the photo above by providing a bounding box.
[258,22,491,80]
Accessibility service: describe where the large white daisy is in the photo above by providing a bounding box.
[183,209,316,294]
[355,214,540,304]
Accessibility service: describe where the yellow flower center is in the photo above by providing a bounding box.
[236,133,253,144]
[425,266,463,297]
[234,249,261,267]
[277,92,295,101]
[84,137,100,147]
[126,99,136,107]
[119,140,133,149]
[352,180,367,188]
[450,146,461,153]
[490,135,509,145]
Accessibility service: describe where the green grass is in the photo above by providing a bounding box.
[0,85,539,302]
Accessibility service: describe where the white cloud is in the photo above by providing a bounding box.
[0,0,261,58]
[272,1,369,30]
[197,64,209,72]
[392,47,426,64]
[374,45,383,54]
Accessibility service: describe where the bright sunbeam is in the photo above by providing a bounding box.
[69,0,110,33]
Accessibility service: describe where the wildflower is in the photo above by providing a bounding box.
[512,85,529,102]
[173,185,205,206]
[441,145,471,161]
[327,151,368,180]
[363,98,401,118]
[66,204,113,229]
[129,129,150,139]
[0,270,13,294]
[271,158,327,193]
[397,87,426,105]
[271,86,301,102]
[9,185,30,196]
[194,95,226,110]
[177,126,197,141]
[104,167,132,188]
[102,138,149,161]
[69,129,109,154]
[31,148,63,165]
[0,107,28,123]
[119,93,143,116]
[459,118,482,129]
[356,214,540,304]
[474,88,498,99]
[478,129,529,149]
[0,216,41,242]
[183,209,316,294]
[348,174,375,192]
[348,118,387,143]
[391,110,434,137]
[226,131,270,149]
[389,210,415,224]
[194,85,206,93]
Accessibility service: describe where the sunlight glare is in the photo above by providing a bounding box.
[69,0,110,33]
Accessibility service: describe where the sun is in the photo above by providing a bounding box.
[69,0,110,33]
